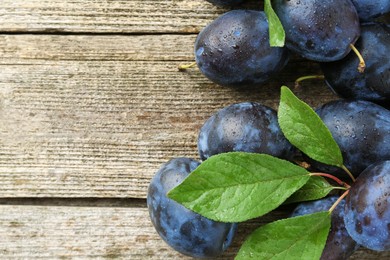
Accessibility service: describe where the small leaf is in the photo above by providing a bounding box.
[278,86,343,167]
[285,176,334,204]
[236,211,331,260]
[264,0,285,47]
[168,152,310,222]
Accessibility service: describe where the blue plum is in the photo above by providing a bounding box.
[198,102,295,161]
[320,22,390,106]
[194,10,289,87]
[291,196,359,260]
[344,160,390,251]
[273,0,360,62]
[206,0,243,6]
[351,0,390,20]
[311,100,390,179]
[147,157,237,258]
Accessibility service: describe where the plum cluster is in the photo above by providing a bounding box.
[195,0,390,106]
[147,0,390,258]
[294,159,390,256]
[148,99,389,258]
[147,101,296,257]
[293,100,390,257]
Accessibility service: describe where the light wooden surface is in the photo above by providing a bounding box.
[0,0,388,259]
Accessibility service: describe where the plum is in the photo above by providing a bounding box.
[344,160,390,251]
[320,22,390,106]
[198,102,295,161]
[311,100,390,180]
[351,0,390,21]
[147,157,237,258]
[195,10,289,87]
[273,0,360,62]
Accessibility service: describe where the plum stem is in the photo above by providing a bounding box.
[328,190,349,213]
[341,165,356,182]
[310,172,351,189]
[293,159,311,169]
[349,44,365,73]
[294,75,325,88]
[178,62,197,71]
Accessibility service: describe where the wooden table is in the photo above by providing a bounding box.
[0,1,388,259]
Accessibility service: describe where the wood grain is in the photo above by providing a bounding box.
[0,34,335,198]
[0,0,260,34]
[0,205,388,259]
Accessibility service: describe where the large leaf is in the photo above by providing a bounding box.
[236,211,331,260]
[285,176,335,204]
[264,0,285,47]
[168,152,310,222]
[278,86,343,167]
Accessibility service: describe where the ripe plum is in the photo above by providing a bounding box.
[198,102,294,161]
[321,22,390,106]
[311,100,390,179]
[147,158,237,257]
[273,0,360,62]
[195,10,289,87]
[351,0,390,20]
[344,161,390,251]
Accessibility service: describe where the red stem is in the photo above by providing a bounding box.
[310,172,351,189]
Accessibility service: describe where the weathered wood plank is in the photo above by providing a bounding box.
[0,205,388,259]
[0,34,195,62]
[0,35,335,198]
[0,0,259,34]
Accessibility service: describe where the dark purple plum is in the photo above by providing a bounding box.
[344,160,390,251]
[311,100,390,179]
[206,0,243,6]
[273,0,360,62]
[194,10,289,87]
[351,0,390,20]
[291,196,359,260]
[320,23,390,106]
[198,102,295,161]
[147,158,237,258]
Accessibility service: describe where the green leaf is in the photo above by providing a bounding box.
[168,152,310,222]
[236,211,331,260]
[278,86,343,167]
[264,0,285,47]
[284,176,335,204]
